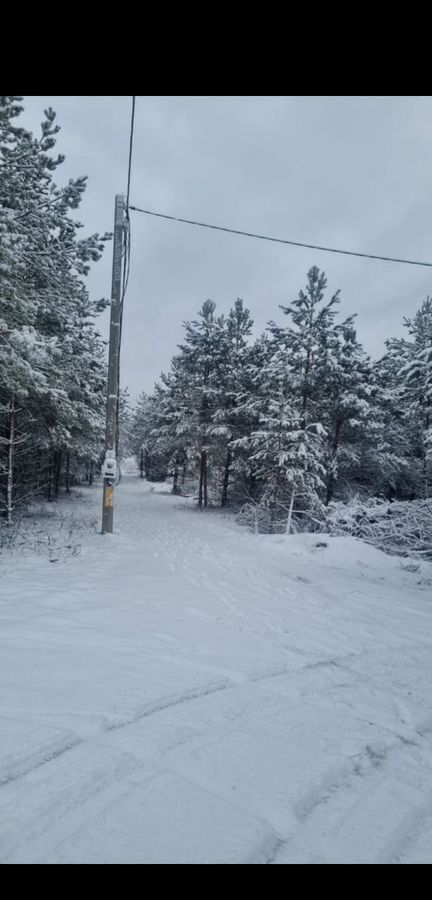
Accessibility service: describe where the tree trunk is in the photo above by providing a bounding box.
[54,450,62,500]
[325,474,335,507]
[172,456,181,495]
[269,486,279,535]
[89,461,94,486]
[203,451,208,508]
[423,401,430,499]
[248,471,257,500]
[198,450,206,509]
[269,495,277,535]
[269,471,283,534]
[47,454,54,501]
[301,338,312,416]
[139,447,144,479]
[285,488,295,535]
[199,359,210,510]
[65,453,70,493]
[6,395,15,526]
[198,452,204,509]
[221,444,232,508]
[325,419,342,506]
[145,450,151,480]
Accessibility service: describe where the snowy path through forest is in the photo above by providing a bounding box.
[1,479,432,864]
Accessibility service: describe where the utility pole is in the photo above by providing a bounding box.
[101,194,125,534]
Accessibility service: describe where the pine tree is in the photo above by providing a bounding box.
[384,298,432,498]
[117,388,133,462]
[213,298,253,507]
[236,393,325,533]
[174,300,229,508]
[131,390,170,482]
[268,266,346,419]
[321,322,375,504]
[0,96,110,521]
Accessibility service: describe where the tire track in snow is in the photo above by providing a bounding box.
[104,680,232,732]
[270,720,432,864]
[377,791,432,864]
[0,734,83,789]
[101,655,362,736]
[0,742,142,864]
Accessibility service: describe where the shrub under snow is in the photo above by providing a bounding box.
[324,497,432,560]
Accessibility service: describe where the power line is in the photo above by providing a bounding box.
[116,97,135,455]
[122,96,135,303]
[129,205,432,269]
[125,96,136,213]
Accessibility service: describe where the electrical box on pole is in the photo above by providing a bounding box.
[101,194,125,534]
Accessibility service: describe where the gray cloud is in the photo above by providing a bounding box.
[20,96,432,398]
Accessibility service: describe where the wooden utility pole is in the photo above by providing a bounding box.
[101,194,125,534]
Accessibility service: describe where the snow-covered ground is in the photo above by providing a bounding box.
[1,479,432,864]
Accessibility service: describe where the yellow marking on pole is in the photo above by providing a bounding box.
[105,486,114,507]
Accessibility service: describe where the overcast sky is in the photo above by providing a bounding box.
[20,96,432,400]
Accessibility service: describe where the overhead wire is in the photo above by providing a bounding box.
[129,205,432,269]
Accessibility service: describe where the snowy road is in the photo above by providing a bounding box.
[1,480,432,864]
